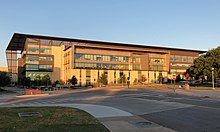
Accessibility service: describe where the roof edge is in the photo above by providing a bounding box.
[9,33,207,53]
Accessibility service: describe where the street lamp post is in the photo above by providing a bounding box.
[212,68,215,90]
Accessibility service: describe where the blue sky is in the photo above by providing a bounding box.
[0,0,220,66]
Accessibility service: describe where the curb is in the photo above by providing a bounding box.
[16,93,49,98]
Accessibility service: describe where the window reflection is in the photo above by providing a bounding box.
[75,62,129,70]
[75,53,129,62]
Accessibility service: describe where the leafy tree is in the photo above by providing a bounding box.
[70,75,78,86]
[67,79,72,84]
[59,80,65,85]
[157,74,163,84]
[0,72,10,87]
[22,77,31,87]
[140,75,147,83]
[133,78,138,84]
[34,75,41,86]
[41,74,51,86]
[186,46,220,82]
[54,80,65,85]
[117,73,126,84]
[98,73,108,85]
[176,74,181,82]
[54,80,60,86]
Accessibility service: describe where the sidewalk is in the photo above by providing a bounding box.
[1,103,175,132]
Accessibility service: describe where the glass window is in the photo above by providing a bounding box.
[110,56,116,61]
[40,48,51,54]
[28,47,39,53]
[188,57,194,62]
[158,66,163,71]
[174,56,182,62]
[182,56,187,62]
[75,54,84,60]
[118,56,124,62]
[39,65,52,70]
[133,56,140,63]
[86,69,90,77]
[39,56,53,61]
[84,54,92,60]
[74,62,129,70]
[133,64,140,70]
[103,55,110,61]
[149,66,157,70]
[170,55,175,61]
[96,55,102,61]
[150,58,165,64]
[26,55,39,63]
[149,65,164,71]
[27,38,38,43]
[40,39,51,46]
[75,53,129,62]
[26,64,38,70]
[26,71,51,80]
[124,56,129,62]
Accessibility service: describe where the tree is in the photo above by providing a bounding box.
[59,80,65,85]
[157,74,163,84]
[70,75,78,86]
[41,74,51,86]
[34,75,41,86]
[133,78,138,84]
[98,73,108,85]
[117,73,126,84]
[22,77,31,87]
[140,75,147,83]
[176,74,181,82]
[0,72,10,87]
[186,46,220,82]
[54,80,65,85]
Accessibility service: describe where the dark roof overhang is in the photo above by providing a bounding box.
[6,33,207,54]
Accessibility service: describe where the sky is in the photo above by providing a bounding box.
[0,0,220,67]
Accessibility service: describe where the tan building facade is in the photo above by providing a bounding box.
[6,33,206,86]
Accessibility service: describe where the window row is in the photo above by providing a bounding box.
[170,55,195,62]
[75,53,129,62]
[170,69,187,73]
[170,63,193,67]
[26,71,51,80]
[150,58,165,64]
[132,56,140,63]
[133,64,140,70]
[27,38,66,46]
[26,55,53,63]
[27,47,51,54]
[74,62,129,70]
[149,65,166,71]
[25,64,53,70]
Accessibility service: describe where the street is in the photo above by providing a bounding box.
[1,88,220,132]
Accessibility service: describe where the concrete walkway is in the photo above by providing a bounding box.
[1,103,175,132]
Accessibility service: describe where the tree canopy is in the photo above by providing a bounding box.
[186,46,220,80]
[70,75,78,86]
[0,72,10,87]
[117,73,126,84]
[98,73,108,85]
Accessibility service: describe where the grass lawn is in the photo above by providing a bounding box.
[0,107,109,132]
